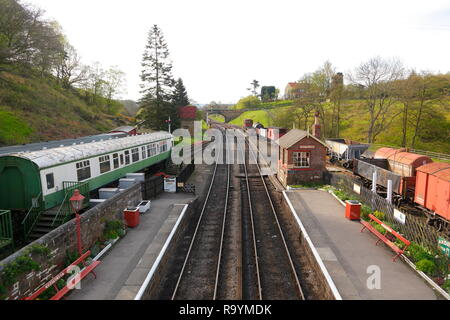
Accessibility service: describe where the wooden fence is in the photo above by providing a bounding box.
[326,172,450,252]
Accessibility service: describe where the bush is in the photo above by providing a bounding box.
[373,211,385,221]
[416,259,437,275]
[234,96,262,109]
[103,220,124,240]
[443,279,450,293]
[406,243,434,262]
[361,205,372,221]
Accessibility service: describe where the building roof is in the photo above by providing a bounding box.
[416,162,450,181]
[4,131,172,169]
[278,129,327,149]
[286,82,299,88]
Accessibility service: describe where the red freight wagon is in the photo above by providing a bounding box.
[374,147,433,177]
[267,127,287,141]
[415,162,450,222]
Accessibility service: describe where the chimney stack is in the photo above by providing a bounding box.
[312,111,321,139]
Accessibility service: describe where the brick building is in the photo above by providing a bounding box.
[178,105,198,136]
[277,114,327,186]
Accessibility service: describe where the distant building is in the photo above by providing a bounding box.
[284,82,309,100]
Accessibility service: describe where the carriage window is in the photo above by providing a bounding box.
[148,144,157,157]
[141,146,147,159]
[113,153,119,169]
[46,173,54,189]
[160,142,167,153]
[132,148,139,162]
[76,160,91,181]
[293,152,310,168]
[120,154,124,165]
[124,151,130,165]
[99,155,111,173]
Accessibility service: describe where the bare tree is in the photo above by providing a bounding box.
[104,66,126,110]
[348,56,405,143]
[55,43,89,88]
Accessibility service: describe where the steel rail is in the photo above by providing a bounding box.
[238,136,263,300]
[213,152,231,299]
[246,135,305,300]
[171,128,230,300]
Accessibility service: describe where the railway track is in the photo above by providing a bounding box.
[239,133,305,300]
[168,123,307,300]
[171,129,231,300]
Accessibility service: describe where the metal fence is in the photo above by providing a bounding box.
[141,175,164,199]
[326,172,450,252]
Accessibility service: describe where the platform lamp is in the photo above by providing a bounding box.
[70,189,85,255]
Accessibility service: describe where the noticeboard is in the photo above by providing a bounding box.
[438,237,450,257]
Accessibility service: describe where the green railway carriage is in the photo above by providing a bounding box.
[0,132,173,212]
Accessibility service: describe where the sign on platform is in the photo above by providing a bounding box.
[353,184,361,194]
[393,209,406,224]
[438,237,450,257]
[164,177,177,193]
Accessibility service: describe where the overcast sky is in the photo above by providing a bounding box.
[29,0,450,104]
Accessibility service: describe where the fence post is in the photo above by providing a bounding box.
[372,171,377,193]
[387,180,392,204]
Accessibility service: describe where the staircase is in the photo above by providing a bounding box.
[23,181,89,242]
[28,206,72,241]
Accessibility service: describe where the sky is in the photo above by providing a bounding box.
[28,0,450,104]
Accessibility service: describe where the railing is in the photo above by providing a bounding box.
[21,192,43,240]
[52,181,90,227]
[0,210,13,249]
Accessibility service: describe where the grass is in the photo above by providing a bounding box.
[229,109,277,127]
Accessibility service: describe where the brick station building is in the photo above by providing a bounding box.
[277,113,327,187]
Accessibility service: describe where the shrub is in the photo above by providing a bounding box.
[103,220,124,240]
[361,205,372,221]
[373,211,385,221]
[443,279,450,293]
[406,243,434,262]
[416,259,437,275]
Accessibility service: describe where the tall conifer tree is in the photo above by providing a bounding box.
[172,78,190,107]
[139,24,177,130]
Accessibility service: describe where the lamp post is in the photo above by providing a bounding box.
[69,189,85,256]
[165,117,172,134]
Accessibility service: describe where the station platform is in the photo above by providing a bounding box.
[67,163,214,300]
[285,189,440,300]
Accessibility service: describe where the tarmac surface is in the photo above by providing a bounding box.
[67,163,213,300]
[285,189,440,300]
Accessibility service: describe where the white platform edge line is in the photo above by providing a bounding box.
[328,189,450,300]
[134,204,189,300]
[282,191,343,300]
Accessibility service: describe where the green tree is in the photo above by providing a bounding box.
[172,78,189,107]
[261,86,276,101]
[247,80,260,97]
[235,96,261,109]
[139,24,177,130]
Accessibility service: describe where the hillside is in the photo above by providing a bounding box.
[227,99,450,153]
[0,69,133,146]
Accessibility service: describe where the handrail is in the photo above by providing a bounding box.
[0,210,13,241]
[51,192,71,227]
[21,192,42,225]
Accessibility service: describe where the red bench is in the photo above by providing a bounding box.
[360,214,410,262]
[25,250,100,300]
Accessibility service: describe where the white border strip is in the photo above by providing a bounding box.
[283,191,342,300]
[134,204,189,300]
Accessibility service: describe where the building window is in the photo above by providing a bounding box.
[99,155,111,173]
[124,151,130,165]
[141,146,147,159]
[293,152,310,168]
[131,148,139,162]
[76,160,91,181]
[113,153,119,169]
[46,173,54,189]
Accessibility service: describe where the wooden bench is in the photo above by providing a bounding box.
[360,214,410,262]
[25,250,100,300]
